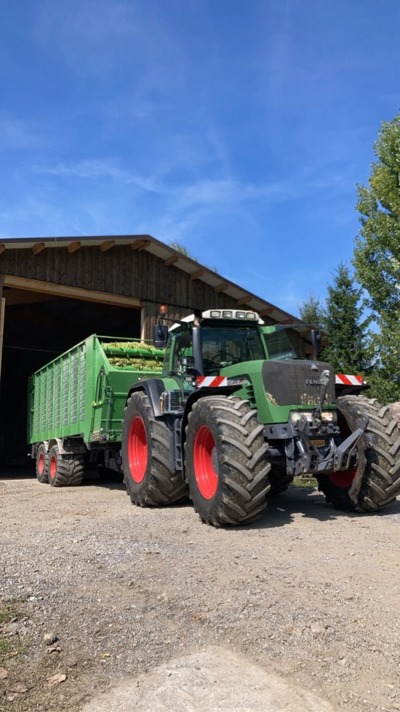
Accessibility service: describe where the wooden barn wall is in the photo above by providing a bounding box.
[0,246,249,338]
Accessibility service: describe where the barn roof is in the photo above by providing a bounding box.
[0,233,301,324]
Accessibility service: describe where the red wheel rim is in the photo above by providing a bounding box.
[49,455,57,480]
[128,416,148,483]
[38,452,45,476]
[328,465,357,488]
[193,425,218,499]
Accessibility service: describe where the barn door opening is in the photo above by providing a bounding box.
[0,281,142,469]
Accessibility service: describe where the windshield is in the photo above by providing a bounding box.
[164,322,266,376]
[202,325,264,372]
[263,329,302,361]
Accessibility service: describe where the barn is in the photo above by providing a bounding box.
[0,234,302,467]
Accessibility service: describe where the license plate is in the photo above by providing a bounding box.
[310,439,326,448]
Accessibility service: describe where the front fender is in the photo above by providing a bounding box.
[127,378,165,417]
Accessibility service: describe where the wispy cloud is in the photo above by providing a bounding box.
[34,0,187,86]
[0,113,45,152]
[35,0,139,45]
[31,159,166,194]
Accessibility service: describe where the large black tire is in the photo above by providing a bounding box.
[317,395,400,512]
[48,445,85,487]
[35,443,49,484]
[184,395,271,527]
[121,392,187,506]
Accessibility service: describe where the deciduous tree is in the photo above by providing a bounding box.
[353,114,400,400]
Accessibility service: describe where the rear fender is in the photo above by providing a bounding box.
[48,438,87,455]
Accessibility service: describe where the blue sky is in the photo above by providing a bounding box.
[1,1,400,316]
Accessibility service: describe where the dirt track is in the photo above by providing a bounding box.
[1,471,400,711]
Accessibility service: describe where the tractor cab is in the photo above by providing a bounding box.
[160,309,265,378]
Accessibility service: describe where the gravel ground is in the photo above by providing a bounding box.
[1,470,400,711]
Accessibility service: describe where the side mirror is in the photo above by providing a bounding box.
[153,323,168,350]
[311,329,322,359]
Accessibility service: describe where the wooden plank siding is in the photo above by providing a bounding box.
[0,245,246,339]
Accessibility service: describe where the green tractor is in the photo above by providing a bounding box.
[121,308,400,526]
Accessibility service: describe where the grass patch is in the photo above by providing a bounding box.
[293,476,318,488]
[0,638,14,657]
[0,603,19,626]
[0,601,25,664]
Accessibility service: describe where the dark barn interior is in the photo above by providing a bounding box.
[1,288,141,466]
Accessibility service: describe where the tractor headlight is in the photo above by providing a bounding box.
[321,411,337,423]
[289,410,337,425]
[290,411,314,425]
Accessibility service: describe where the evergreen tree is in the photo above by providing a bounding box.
[298,293,324,327]
[322,263,371,374]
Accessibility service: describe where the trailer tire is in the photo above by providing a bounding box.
[185,395,271,527]
[36,443,49,484]
[48,445,85,487]
[121,392,187,506]
[317,395,400,512]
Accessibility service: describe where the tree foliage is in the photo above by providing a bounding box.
[298,293,324,327]
[169,241,198,260]
[169,240,219,274]
[322,263,371,373]
[366,314,400,402]
[353,114,400,401]
[298,268,371,376]
[354,115,400,316]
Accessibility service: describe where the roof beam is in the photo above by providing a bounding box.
[259,307,274,316]
[32,242,45,255]
[0,244,6,254]
[67,241,81,253]
[214,282,229,293]
[190,269,205,281]
[131,239,151,251]
[3,275,141,309]
[236,295,252,305]
[99,240,115,252]
[164,255,179,266]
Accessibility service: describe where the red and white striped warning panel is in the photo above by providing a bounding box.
[196,376,228,388]
[335,374,366,386]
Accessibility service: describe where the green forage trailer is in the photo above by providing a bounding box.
[28,335,163,486]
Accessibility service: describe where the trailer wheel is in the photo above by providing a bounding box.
[36,443,49,484]
[317,395,400,511]
[48,445,85,487]
[121,392,187,506]
[185,395,271,527]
